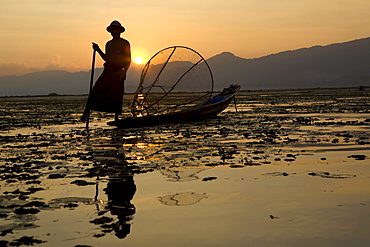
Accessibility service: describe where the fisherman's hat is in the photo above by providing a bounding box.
[107,20,125,33]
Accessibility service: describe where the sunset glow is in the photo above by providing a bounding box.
[1,1,370,76]
[133,56,144,65]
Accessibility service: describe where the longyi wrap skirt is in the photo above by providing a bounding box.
[86,67,126,114]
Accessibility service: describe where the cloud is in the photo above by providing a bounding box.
[0,54,90,77]
[0,62,40,76]
[44,53,89,72]
[44,53,62,70]
[62,63,90,73]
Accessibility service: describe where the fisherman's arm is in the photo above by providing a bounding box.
[92,43,106,61]
[122,42,132,80]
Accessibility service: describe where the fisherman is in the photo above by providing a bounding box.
[81,20,131,122]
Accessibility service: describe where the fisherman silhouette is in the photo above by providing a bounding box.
[81,20,131,122]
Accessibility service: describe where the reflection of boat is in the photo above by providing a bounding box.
[107,84,240,128]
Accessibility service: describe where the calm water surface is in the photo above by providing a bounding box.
[1,88,370,246]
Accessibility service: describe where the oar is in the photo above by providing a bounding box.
[233,96,238,113]
[85,46,96,129]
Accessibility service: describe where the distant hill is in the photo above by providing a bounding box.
[0,65,144,96]
[208,37,370,90]
[1,37,370,96]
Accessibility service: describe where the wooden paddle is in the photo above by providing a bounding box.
[85,46,96,129]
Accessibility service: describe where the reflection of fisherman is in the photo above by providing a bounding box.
[105,176,136,239]
[81,20,131,122]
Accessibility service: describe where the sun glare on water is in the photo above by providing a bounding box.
[133,56,144,65]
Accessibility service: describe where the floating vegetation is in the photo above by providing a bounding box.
[307,171,356,179]
[348,155,367,160]
[158,192,208,206]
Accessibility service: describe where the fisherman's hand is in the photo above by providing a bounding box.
[92,43,100,51]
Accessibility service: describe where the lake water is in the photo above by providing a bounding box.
[1,88,370,246]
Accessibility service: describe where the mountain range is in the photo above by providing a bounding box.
[1,37,370,96]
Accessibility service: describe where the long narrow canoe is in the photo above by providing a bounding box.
[107,84,240,128]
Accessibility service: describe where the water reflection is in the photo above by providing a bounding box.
[91,176,136,239]
[85,127,213,239]
[105,176,136,239]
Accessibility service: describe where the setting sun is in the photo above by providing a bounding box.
[133,56,144,65]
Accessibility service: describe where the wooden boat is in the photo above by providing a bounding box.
[107,84,240,128]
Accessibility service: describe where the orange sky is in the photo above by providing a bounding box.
[1,0,370,76]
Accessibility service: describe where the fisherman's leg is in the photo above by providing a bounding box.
[115,112,120,121]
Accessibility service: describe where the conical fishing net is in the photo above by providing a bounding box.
[131,46,214,117]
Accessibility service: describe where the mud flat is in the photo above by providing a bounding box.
[0,87,370,247]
